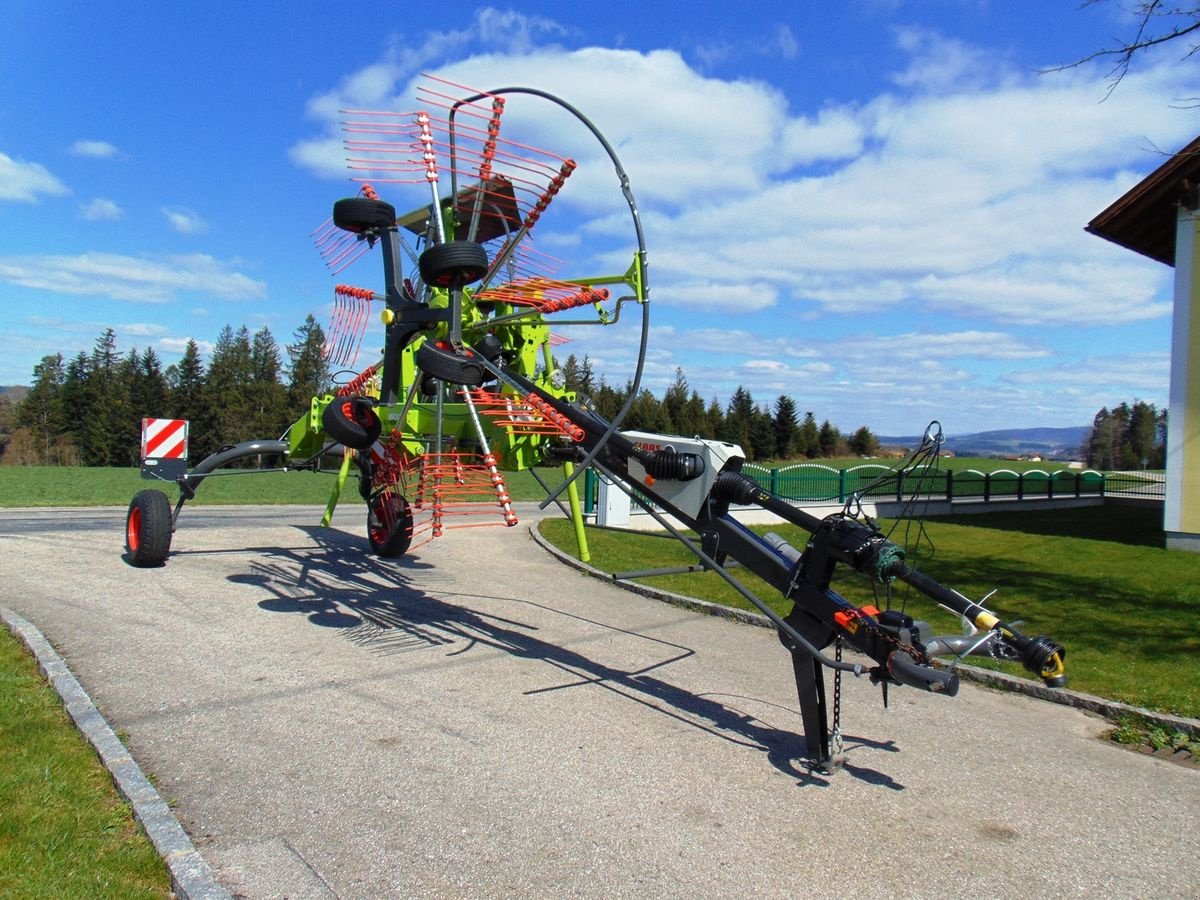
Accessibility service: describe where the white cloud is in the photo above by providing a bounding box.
[68,140,120,159]
[0,252,266,303]
[159,336,214,357]
[79,197,124,221]
[0,151,69,202]
[1004,351,1170,395]
[25,316,168,339]
[161,206,209,234]
[288,21,1191,431]
[660,280,779,312]
[891,27,1004,92]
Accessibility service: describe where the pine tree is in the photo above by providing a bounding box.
[662,368,690,435]
[195,325,255,458]
[1126,400,1158,469]
[167,339,206,423]
[0,395,15,461]
[818,420,841,458]
[137,348,169,418]
[798,411,820,459]
[250,327,289,438]
[591,376,627,421]
[69,329,127,466]
[626,388,669,432]
[722,386,754,449]
[772,395,799,459]
[14,354,68,464]
[704,397,725,441]
[679,389,708,438]
[748,405,775,461]
[560,354,581,393]
[579,355,596,395]
[115,350,144,465]
[1155,408,1168,468]
[847,425,879,457]
[286,315,330,411]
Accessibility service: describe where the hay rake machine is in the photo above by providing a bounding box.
[124,78,1066,771]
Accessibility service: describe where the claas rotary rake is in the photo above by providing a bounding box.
[123,78,1066,772]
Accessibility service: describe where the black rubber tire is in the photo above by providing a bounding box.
[126,489,173,567]
[322,395,383,450]
[415,340,486,387]
[418,241,490,288]
[332,198,397,234]
[367,492,413,558]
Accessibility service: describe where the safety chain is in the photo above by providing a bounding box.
[831,637,845,764]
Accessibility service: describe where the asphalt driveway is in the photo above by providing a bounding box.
[1,505,1196,898]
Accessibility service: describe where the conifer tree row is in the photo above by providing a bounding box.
[1,335,881,466]
[3,316,329,466]
[1083,402,1166,470]
[559,358,870,463]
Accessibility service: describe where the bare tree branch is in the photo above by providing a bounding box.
[1044,1,1200,97]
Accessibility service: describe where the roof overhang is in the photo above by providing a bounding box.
[1086,134,1200,267]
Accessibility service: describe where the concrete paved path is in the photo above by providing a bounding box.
[1,505,1196,898]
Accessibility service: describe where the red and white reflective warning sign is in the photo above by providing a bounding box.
[141,418,189,461]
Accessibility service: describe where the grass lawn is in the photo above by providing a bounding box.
[0,625,171,897]
[540,503,1200,719]
[0,464,551,507]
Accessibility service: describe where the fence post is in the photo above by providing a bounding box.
[1075,472,1081,498]
[770,466,778,497]
[839,468,846,502]
[1100,473,1106,497]
[1048,473,1055,500]
[946,469,954,502]
[1017,473,1025,500]
[896,470,904,503]
[984,473,991,502]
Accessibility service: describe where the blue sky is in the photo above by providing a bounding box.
[1,1,1195,436]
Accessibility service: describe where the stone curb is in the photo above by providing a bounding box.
[0,606,231,900]
[530,526,1200,740]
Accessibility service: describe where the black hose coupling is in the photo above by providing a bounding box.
[713,471,760,505]
[1015,634,1068,688]
[642,446,705,481]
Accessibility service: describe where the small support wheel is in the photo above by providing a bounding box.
[126,489,173,567]
[415,340,486,386]
[332,197,397,234]
[367,492,414,558]
[322,395,383,450]
[418,241,489,288]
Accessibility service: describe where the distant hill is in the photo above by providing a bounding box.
[878,426,1089,459]
[0,386,29,404]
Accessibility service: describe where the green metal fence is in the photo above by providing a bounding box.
[581,464,1161,513]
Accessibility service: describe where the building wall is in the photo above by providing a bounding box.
[1166,206,1200,551]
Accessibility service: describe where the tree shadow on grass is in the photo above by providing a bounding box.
[224,523,906,789]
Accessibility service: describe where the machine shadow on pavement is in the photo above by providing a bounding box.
[218,523,905,789]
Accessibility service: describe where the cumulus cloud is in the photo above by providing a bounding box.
[0,151,69,202]
[68,139,120,159]
[0,252,266,303]
[287,18,1189,430]
[159,336,214,357]
[161,206,209,234]
[79,197,124,221]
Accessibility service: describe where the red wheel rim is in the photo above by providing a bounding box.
[127,508,141,551]
[369,496,394,544]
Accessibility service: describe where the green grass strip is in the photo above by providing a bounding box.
[0,465,549,507]
[0,625,171,897]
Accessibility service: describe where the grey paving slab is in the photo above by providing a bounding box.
[0,505,1197,898]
